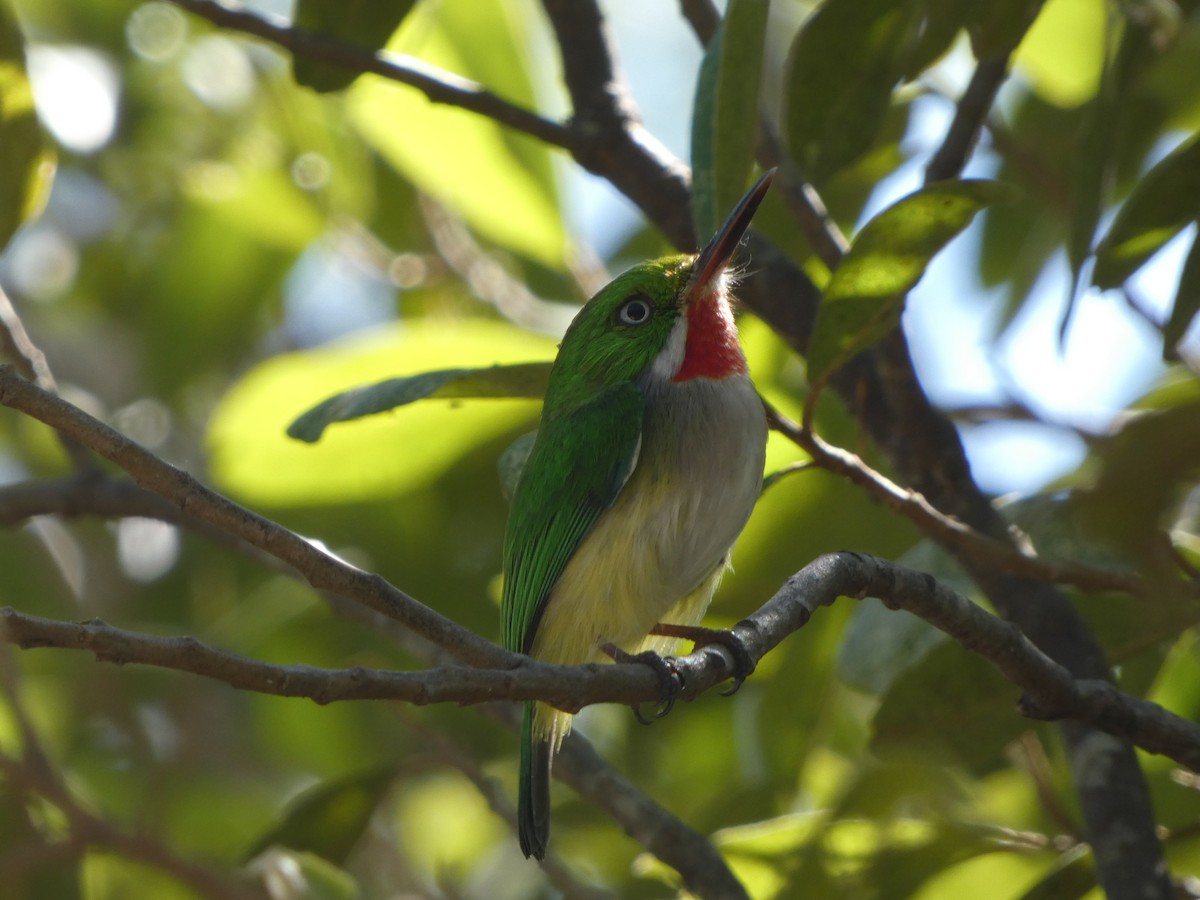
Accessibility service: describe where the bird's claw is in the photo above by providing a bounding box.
[649,623,755,695]
[601,643,683,725]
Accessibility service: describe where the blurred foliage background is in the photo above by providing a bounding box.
[0,0,1198,897]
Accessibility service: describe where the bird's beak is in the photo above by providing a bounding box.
[687,168,775,302]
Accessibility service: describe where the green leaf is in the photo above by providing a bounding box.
[838,598,946,695]
[346,0,566,267]
[1011,0,1107,107]
[207,318,553,505]
[246,767,397,865]
[288,362,552,442]
[1063,21,1122,325]
[292,0,419,92]
[1073,399,1200,576]
[1092,130,1200,289]
[783,0,919,183]
[871,641,1027,770]
[0,5,54,251]
[1163,230,1200,360]
[807,180,1013,383]
[690,0,769,241]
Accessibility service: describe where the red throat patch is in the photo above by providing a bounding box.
[673,292,748,382]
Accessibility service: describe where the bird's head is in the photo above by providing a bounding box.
[545,171,774,413]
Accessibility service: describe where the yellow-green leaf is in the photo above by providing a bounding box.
[0,5,54,250]
[207,319,554,506]
[1012,0,1107,108]
[807,180,1013,383]
[345,1,566,267]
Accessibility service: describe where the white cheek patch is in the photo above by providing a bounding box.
[650,315,688,382]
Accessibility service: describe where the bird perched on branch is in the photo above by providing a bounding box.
[502,172,773,860]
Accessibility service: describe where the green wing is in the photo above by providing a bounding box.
[502,381,644,654]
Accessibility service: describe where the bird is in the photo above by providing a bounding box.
[501,171,773,860]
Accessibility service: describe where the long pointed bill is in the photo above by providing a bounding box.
[688,168,776,299]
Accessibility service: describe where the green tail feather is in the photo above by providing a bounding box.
[518,701,551,860]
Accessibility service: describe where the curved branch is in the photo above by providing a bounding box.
[764,406,1151,597]
[168,0,578,153]
[0,365,507,669]
[5,552,1199,775]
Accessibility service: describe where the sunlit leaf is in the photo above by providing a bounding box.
[207,319,554,505]
[292,0,419,92]
[1092,130,1200,289]
[345,1,566,267]
[783,0,919,183]
[967,0,1047,59]
[690,0,768,241]
[807,179,1012,383]
[1163,230,1200,360]
[245,767,397,864]
[0,4,54,250]
[288,362,552,442]
[1012,0,1107,107]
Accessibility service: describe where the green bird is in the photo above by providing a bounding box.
[502,172,773,860]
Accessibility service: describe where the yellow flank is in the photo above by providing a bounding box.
[530,566,724,751]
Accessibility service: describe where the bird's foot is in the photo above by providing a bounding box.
[601,642,682,724]
[649,623,755,695]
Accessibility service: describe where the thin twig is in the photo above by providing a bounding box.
[0,285,95,472]
[0,642,265,900]
[168,0,577,153]
[0,364,508,668]
[765,404,1149,597]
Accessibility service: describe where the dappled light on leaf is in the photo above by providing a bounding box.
[208,319,553,505]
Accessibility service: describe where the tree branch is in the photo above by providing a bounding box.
[0,364,506,669]
[5,552,1199,775]
[765,406,1152,597]
[539,0,696,249]
[167,0,578,153]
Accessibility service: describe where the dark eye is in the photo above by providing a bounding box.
[616,294,653,327]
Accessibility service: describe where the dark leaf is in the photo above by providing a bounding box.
[1163,229,1200,360]
[245,767,398,865]
[871,640,1026,770]
[1092,130,1200,289]
[292,0,419,92]
[287,362,552,443]
[783,0,920,183]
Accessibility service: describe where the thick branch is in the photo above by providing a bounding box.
[539,0,695,248]
[5,552,1199,774]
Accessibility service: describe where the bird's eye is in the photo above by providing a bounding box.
[616,295,653,327]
